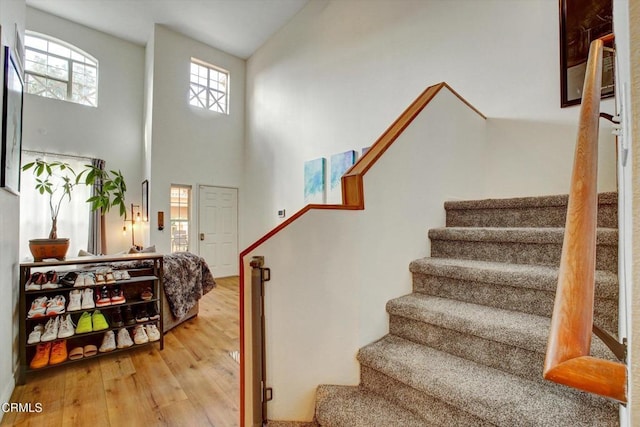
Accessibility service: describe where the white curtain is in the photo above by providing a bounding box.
[20,151,91,261]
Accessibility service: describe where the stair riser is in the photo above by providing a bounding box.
[389,315,542,383]
[430,240,617,272]
[360,366,493,427]
[412,274,618,331]
[446,204,617,228]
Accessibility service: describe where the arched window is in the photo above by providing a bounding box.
[24,31,98,107]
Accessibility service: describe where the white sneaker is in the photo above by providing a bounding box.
[27,324,44,344]
[67,289,82,311]
[27,296,48,318]
[73,273,86,287]
[99,331,116,352]
[133,325,149,344]
[84,272,96,286]
[40,317,60,342]
[45,295,66,316]
[81,288,95,310]
[116,328,133,348]
[57,314,75,338]
[145,324,160,342]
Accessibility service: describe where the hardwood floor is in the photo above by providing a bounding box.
[2,277,240,426]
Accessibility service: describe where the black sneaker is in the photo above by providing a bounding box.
[123,305,136,326]
[59,271,78,288]
[147,303,160,321]
[110,307,124,328]
[135,307,149,323]
[96,286,111,307]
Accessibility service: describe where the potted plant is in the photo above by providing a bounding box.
[22,159,128,261]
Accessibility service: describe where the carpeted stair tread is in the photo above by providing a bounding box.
[408,257,618,299]
[444,192,617,210]
[445,192,617,228]
[386,293,614,360]
[358,335,618,427]
[428,227,618,245]
[315,385,429,427]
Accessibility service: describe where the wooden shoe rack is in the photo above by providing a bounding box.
[18,253,164,384]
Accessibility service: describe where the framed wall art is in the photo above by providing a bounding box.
[2,46,24,195]
[559,0,614,107]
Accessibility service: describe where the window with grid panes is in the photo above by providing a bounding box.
[189,58,229,114]
[24,32,98,107]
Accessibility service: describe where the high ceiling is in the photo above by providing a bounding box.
[25,0,310,59]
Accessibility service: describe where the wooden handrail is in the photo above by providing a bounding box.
[543,34,626,403]
[238,82,485,425]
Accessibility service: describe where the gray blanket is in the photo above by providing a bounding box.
[162,252,216,318]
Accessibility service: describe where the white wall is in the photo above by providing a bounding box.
[244,0,617,248]
[23,7,145,254]
[244,88,487,421]
[0,0,26,415]
[148,25,245,258]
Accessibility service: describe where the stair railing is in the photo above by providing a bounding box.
[543,34,627,403]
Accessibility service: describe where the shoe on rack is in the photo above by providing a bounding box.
[57,314,75,339]
[120,270,131,280]
[99,330,116,352]
[49,340,67,365]
[145,324,160,342]
[76,312,92,334]
[84,272,96,286]
[135,307,149,323]
[67,289,82,311]
[41,271,59,289]
[30,342,51,369]
[95,270,106,285]
[73,272,86,287]
[60,271,78,287]
[123,305,136,326]
[110,285,125,304]
[147,303,160,321]
[83,344,97,357]
[140,287,153,301]
[116,328,133,348]
[45,295,66,316]
[25,272,44,291]
[27,296,48,318]
[105,269,116,285]
[69,346,83,360]
[27,323,44,344]
[92,310,109,331]
[110,307,124,328]
[96,286,111,307]
[132,325,149,345]
[81,288,95,310]
[40,317,60,342]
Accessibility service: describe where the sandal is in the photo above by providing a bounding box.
[69,346,84,360]
[83,344,97,357]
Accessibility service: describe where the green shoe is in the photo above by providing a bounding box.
[92,310,109,331]
[76,312,92,334]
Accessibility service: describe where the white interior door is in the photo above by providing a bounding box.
[198,186,238,277]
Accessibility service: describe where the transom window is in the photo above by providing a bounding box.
[189,58,229,114]
[24,31,98,107]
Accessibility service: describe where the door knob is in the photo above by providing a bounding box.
[200,233,205,241]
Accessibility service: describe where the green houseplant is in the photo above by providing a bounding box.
[22,159,128,261]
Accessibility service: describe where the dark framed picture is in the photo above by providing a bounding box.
[559,0,614,107]
[1,46,24,195]
[142,179,149,222]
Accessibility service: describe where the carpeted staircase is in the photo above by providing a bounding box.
[314,192,620,426]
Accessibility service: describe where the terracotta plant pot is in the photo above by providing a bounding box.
[29,238,70,262]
